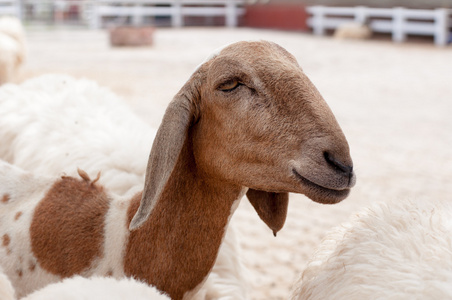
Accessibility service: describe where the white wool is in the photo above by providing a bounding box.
[291,198,452,300]
[0,267,15,300]
[0,74,155,195]
[0,16,26,85]
[21,276,170,300]
[0,34,20,84]
[0,74,248,299]
[0,16,25,46]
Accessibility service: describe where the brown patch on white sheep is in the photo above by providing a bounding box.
[106,270,113,277]
[30,174,110,278]
[29,260,36,272]
[2,234,11,255]
[14,211,22,221]
[1,194,10,203]
[2,234,10,247]
[17,269,23,277]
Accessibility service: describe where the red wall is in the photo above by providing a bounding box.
[243,5,309,31]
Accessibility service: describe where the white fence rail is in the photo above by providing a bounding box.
[307,6,452,46]
[91,0,245,28]
[0,0,21,17]
[0,0,244,28]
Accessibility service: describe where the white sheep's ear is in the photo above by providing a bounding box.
[246,189,289,236]
[129,75,200,231]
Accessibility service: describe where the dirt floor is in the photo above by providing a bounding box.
[15,27,452,299]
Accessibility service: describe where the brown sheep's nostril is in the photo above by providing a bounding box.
[324,152,353,175]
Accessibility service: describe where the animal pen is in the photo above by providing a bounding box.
[307,6,452,46]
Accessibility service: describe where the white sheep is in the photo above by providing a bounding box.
[334,22,372,40]
[0,267,15,300]
[0,40,355,299]
[0,73,248,299]
[291,198,452,300]
[0,16,26,85]
[0,265,169,300]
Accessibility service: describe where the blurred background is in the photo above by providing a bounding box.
[1,1,452,299]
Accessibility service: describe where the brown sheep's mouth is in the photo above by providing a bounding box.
[292,169,350,204]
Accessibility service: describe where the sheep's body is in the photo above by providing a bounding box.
[291,199,452,300]
[0,265,169,300]
[0,41,355,299]
[0,75,155,195]
[334,22,372,40]
[0,267,15,300]
[0,75,248,299]
[0,16,25,85]
[22,276,170,300]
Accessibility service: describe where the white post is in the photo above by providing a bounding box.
[172,1,182,27]
[393,7,406,43]
[132,4,143,26]
[225,1,237,27]
[16,0,23,20]
[312,6,325,35]
[90,1,100,29]
[434,8,449,46]
[355,6,368,24]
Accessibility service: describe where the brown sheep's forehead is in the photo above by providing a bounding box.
[204,42,319,113]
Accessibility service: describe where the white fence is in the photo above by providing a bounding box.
[0,0,245,28]
[0,0,21,17]
[307,6,452,46]
[90,0,245,28]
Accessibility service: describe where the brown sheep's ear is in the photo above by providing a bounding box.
[246,189,289,236]
[129,73,201,231]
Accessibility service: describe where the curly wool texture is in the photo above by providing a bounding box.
[292,198,452,300]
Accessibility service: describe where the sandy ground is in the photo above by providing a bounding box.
[14,27,452,299]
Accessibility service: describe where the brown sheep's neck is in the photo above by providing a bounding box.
[124,139,243,300]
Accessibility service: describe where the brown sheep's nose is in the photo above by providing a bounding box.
[324,152,355,186]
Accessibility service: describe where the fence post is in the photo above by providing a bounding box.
[172,1,182,27]
[355,6,368,24]
[132,4,143,26]
[393,7,406,43]
[311,6,325,35]
[434,8,449,46]
[225,1,237,27]
[90,1,100,29]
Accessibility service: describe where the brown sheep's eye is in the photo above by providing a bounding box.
[218,80,241,92]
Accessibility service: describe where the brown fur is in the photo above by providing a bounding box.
[125,137,243,300]
[1,193,10,203]
[14,211,22,221]
[2,234,10,247]
[125,41,354,298]
[19,41,353,298]
[30,175,110,278]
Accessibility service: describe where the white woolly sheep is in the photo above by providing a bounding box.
[0,16,26,85]
[0,40,355,299]
[334,22,372,40]
[0,265,169,300]
[0,74,247,299]
[291,198,452,300]
[0,266,15,300]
